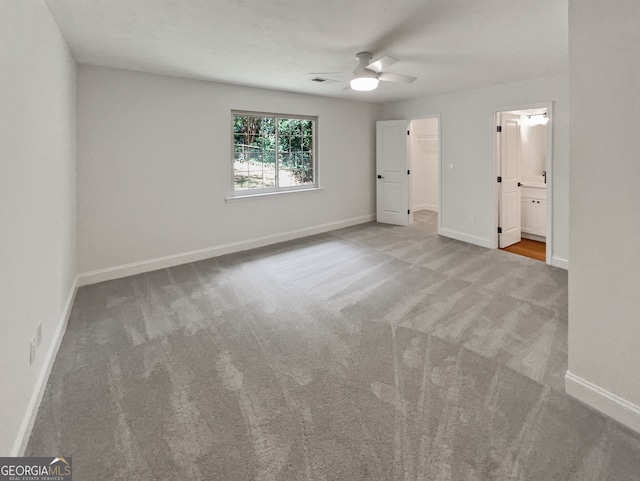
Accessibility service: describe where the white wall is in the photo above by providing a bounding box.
[77,66,379,279]
[521,122,546,178]
[381,75,569,265]
[0,0,77,455]
[566,0,640,432]
[410,118,439,212]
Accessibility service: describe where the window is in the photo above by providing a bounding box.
[232,111,317,195]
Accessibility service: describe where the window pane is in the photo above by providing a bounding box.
[279,168,300,187]
[234,157,276,190]
[264,134,276,152]
[233,113,316,193]
[233,117,245,134]
[278,152,313,187]
[264,149,276,165]
[234,159,252,190]
[263,164,276,188]
[302,119,313,133]
[279,118,302,136]
[261,117,275,134]
[279,153,292,170]
[247,150,261,163]
[301,153,313,184]
[290,135,303,153]
[233,115,275,191]
[302,168,314,183]
[279,134,291,153]
[278,153,293,187]
[302,135,312,151]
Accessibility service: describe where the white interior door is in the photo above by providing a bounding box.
[498,113,522,248]
[377,120,411,226]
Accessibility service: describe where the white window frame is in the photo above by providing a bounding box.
[231,110,318,197]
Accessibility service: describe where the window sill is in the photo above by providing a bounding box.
[225,187,324,202]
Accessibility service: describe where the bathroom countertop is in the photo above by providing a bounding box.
[521,182,546,189]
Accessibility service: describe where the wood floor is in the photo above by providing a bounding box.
[501,238,546,262]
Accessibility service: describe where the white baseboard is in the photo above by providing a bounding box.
[565,371,640,434]
[11,277,78,456]
[439,228,493,249]
[521,233,546,242]
[78,214,375,286]
[551,256,569,270]
[413,203,438,213]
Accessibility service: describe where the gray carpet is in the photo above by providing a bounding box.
[27,211,640,480]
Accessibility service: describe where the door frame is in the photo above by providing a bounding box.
[493,101,553,265]
[406,113,442,235]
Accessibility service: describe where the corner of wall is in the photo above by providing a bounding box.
[551,256,569,270]
[11,277,78,456]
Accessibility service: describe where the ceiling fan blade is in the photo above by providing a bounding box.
[378,72,417,84]
[308,71,351,75]
[366,56,398,73]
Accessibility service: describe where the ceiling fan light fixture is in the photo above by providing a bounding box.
[350,76,379,91]
[312,51,414,92]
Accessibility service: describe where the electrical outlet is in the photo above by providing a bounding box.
[30,337,37,365]
[36,322,42,347]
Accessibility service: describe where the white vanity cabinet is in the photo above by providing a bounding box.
[521,186,546,237]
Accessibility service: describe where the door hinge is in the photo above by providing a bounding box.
[498,227,502,234]
[497,126,502,133]
[407,130,410,135]
[497,176,502,183]
[408,209,411,215]
[407,169,410,175]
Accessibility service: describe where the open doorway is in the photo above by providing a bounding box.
[409,116,439,216]
[375,116,440,229]
[495,104,552,263]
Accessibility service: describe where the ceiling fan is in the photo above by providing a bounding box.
[311,52,417,91]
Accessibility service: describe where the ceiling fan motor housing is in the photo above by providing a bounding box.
[356,51,374,66]
[353,52,378,79]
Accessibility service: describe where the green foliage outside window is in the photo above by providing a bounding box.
[233,113,315,192]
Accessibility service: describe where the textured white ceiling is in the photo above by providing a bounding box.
[44,0,568,103]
